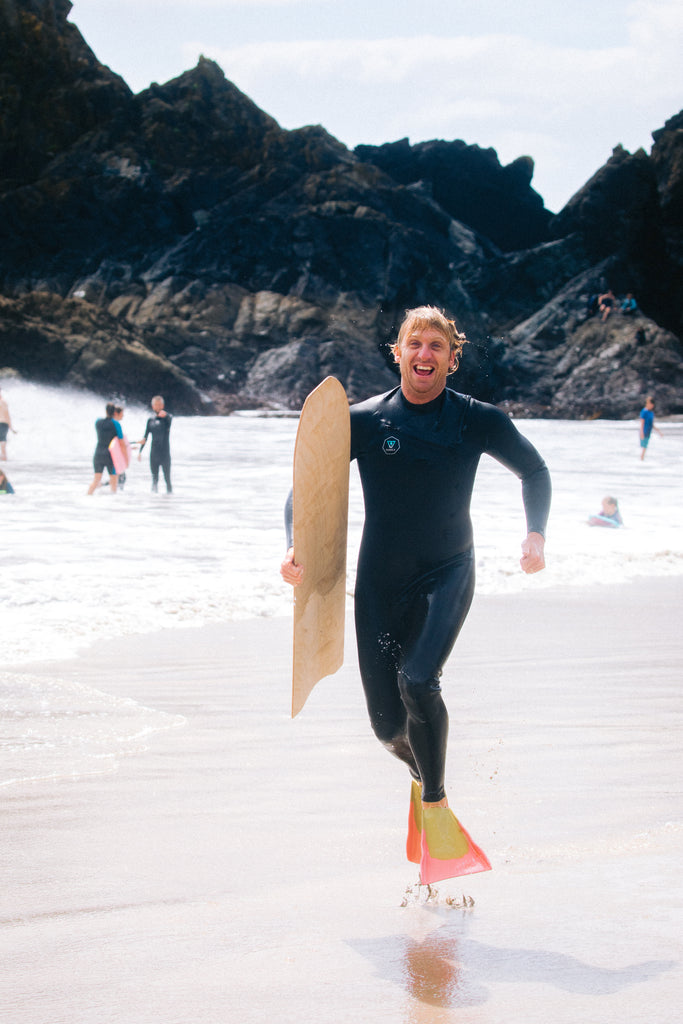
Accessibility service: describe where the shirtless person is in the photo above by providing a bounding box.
[0,387,16,460]
[281,306,551,875]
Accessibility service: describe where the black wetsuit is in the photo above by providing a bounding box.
[288,385,551,802]
[93,417,118,475]
[142,412,173,492]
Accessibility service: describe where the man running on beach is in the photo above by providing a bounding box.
[281,306,551,880]
[138,395,173,493]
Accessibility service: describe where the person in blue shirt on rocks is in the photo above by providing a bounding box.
[621,292,638,316]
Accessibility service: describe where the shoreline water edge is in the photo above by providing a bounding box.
[2,381,682,1022]
[1,380,682,789]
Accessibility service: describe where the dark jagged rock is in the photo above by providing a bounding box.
[495,265,683,417]
[547,146,674,333]
[652,110,683,220]
[503,311,683,419]
[354,137,552,252]
[0,293,209,412]
[649,111,683,337]
[550,146,660,261]
[0,0,681,418]
[0,0,133,184]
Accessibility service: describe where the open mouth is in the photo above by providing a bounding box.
[414,364,434,377]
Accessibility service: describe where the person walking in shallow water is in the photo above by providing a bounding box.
[113,405,132,490]
[138,396,173,492]
[281,305,551,879]
[639,396,663,460]
[87,402,123,494]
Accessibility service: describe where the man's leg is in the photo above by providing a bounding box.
[161,455,172,493]
[150,453,160,491]
[354,595,419,780]
[87,471,103,495]
[397,552,476,804]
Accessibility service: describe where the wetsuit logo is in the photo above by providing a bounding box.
[382,436,400,455]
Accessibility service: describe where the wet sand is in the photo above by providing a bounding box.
[2,578,682,1023]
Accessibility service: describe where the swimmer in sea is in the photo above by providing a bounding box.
[281,306,551,879]
[588,495,623,527]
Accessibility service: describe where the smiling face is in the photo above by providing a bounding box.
[394,325,456,404]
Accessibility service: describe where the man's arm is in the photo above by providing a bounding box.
[476,404,552,571]
[281,547,304,586]
[520,532,545,574]
[519,463,551,575]
[137,419,151,459]
[281,490,304,586]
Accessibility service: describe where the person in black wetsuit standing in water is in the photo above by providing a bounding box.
[138,395,173,493]
[281,306,551,879]
[87,402,122,494]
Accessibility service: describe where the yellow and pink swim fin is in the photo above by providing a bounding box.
[406,779,492,884]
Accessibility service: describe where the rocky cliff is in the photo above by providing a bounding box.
[1,0,682,416]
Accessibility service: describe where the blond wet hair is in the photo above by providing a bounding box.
[392,305,468,372]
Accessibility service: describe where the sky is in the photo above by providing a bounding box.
[68,0,682,213]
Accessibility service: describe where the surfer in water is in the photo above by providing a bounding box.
[281,306,551,880]
[138,395,173,493]
[87,402,123,494]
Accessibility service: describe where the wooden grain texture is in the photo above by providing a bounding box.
[291,377,350,717]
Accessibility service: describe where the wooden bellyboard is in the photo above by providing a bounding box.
[292,377,350,717]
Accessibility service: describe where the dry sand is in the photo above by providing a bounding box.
[2,578,681,1023]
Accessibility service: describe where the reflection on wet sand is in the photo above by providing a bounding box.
[350,908,675,1017]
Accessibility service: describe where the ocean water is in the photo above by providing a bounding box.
[2,379,682,785]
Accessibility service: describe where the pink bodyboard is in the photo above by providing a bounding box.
[109,436,129,474]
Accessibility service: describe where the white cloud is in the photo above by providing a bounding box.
[91,0,318,6]
[196,30,679,108]
[628,0,683,43]
[188,7,681,210]
[72,0,682,211]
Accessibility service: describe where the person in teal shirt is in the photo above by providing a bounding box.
[87,402,123,493]
[639,396,662,461]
